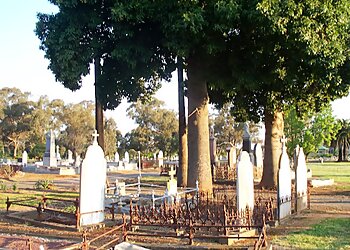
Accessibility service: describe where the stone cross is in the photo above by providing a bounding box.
[168,165,176,180]
[92,130,99,145]
[281,135,287,152]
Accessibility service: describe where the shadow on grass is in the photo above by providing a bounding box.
[274,218,350,249]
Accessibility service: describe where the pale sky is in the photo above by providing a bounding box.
[0,0,349,135]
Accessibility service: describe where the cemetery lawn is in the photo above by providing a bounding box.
[271,162,350,249]
[273,218,350,249]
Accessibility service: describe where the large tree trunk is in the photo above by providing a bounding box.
[187,55,213,193]
[260,110,284,189]
[177,58,188,187]
[94,58,105,151]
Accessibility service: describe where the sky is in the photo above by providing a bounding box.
[0,0,349,135]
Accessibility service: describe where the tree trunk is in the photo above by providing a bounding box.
[187,55,212,193]
[177,58,188,187]
[95,58,105,151]
[260,110,284,189]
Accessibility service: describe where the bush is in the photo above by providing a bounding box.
[34,179,54,190]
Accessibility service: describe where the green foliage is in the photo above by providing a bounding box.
[12,183,17,192]
[273,218,350,249]
[34,179,54,190]
[124,98,178,158]
[285,104,340,157]
[0,181,7,191]
[335,119,350,162]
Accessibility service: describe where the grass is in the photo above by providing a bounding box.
[0,189,78,210]
[307,162,350,183]
[273,218,350,249]
[141,175,170,185]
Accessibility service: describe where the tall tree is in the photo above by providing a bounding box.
[335,119,350,162]
[127,98,179,158]
[209,0,350,188]
[285,104,340,158]
[104,117,120,160]
[177,58,188,187]
[59,101,95,159]
[36,1,175,150]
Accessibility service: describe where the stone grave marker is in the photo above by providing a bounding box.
[68,150,74,164]
[295,147,308,212]
[166,165,177,202]
[124,151,129,163]
[242,122,251,153]
[236,151,254,212]
[209,128,217,166]
[114,151,119,162]
[56,145,61,161]
[22,151,28,166]
[278,138,292,220]
[79,130,107,227]
[43,130,57,167]
[158,150,164,168]
[254,143,263,168]
[115,179,126,196]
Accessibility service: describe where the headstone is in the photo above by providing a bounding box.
[114,151,120,162]
[295,147,308,212]
[22,151,28,166]
[75,154,81,167]
[124,151,129,163]
[158,150,164,168]
[236,151,254,212]
[56,145,61,161]
[79,130,107,226]
[43,130,57,167]
[166,165,177,200]
[242,122,251,153]
[115,179,126,196]
[227,146,236,168]
[209,128,217,166]
[68,150,74,164]
[253,143,263,168]
[278,143,292,220]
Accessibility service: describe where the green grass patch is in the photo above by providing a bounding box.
[0,189,78,210]
[141,175,170,185]
[307,163,350,183]
[273,218,350,249]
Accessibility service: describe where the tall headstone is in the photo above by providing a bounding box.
[278,139,292,220]
[209,128,217,166]
[227,146,236,168]
[158,150,164,168]
[79,130,107,227]
[68,150,74,164]
[43,130,57,167]
[124,151,129,163]
[114,151,120,162]
[253,143,263,168]
[242,122,251,153]
[56,145,61,161]
[166,165,177,198]
[236,151,254,212]
[295,147,308,212]
[22,151,28,166]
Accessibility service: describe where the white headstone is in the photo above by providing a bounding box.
[236,151,254,212]
[75,154,81,167]
[278,146,292,220]
[68,150,74,164]
[56,145,61,161]
[295,147,308,212]
[43,130,57,167]
[158,150,164,168]
[22,151,28,166]
[114,151,120,162]
[124,151,129,163]
[254,143,263,169]
[79,130,107,226]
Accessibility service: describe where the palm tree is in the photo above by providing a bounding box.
[336,119,350,162]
